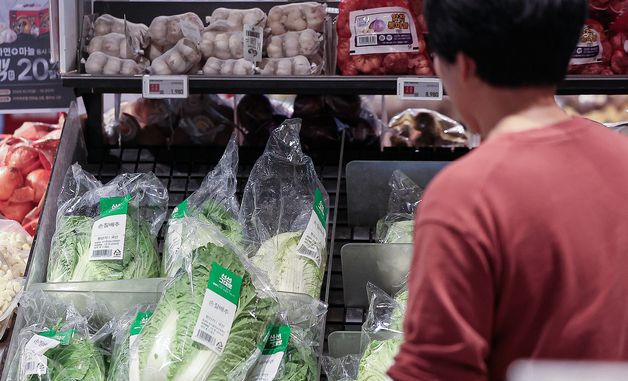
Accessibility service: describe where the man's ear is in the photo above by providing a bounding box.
[456,52,477,83]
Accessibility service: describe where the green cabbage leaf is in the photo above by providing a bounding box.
[252,232,324,299]
[138,241,277,381]
[382,221,414,244]
[38,337,106,381]
[47,212,160,282]
[163,200,242,277]
[276,336,318,381]
[356,339,402,381]
[47,216,93,282]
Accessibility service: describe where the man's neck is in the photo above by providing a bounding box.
[474,86,570,140]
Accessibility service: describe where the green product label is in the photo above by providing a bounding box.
[130,311,153,336]
[207,262,242,306]
[100,195,131,217]
[258,323,274,351]
[313,188,328,228]
[39,328,75,345]
[172,200,189,219]
[262,325,291,355]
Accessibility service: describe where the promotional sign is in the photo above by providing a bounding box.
[0,0,74,113]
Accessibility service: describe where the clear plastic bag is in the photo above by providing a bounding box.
[248,293,327,381]
[163,134,241,277]
[46,164,168,282]
[259,55,323,75]
[336,0,433,76]
[321,355,361,381]
[375,171,423,244]
[85,51,148,75]
[148,13,204,53]
[322,283,408,381]
[0,218,31,330]
[203,57,256,75]
[362,282,407,338]
[0,218,31,278]
[200,30,246,60]
[86,33,135,60]
[265,30,323,60]
[266,3,326,35]
[385,108,469,148]
[240,119,330,299]
[93,14,149,48]
[5,291,107,381]
[356,283,407,381]
[137,223,278,381]
[83,14,149,74]
[85,14,148,58]
[107,304,155,381]
[203,56,324,76]
[150,38,202,75]
[206,8,267,32]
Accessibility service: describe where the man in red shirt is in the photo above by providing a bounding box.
[389,1,628,381]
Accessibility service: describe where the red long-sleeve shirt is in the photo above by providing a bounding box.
[389,118,628,381]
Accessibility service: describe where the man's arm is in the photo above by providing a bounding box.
[388,220,496,381]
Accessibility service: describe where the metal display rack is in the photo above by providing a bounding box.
[69,74,628,147]
[63,74,628,96]
[4,0,628,379]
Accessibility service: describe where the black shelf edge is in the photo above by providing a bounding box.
[62,73,628,95]
[63,74,402,95]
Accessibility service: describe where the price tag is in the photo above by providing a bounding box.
[192,263,243,354]
[244,24,263,63]
[142,75,188,99]
[296,188,328,268]
[396,77,443,100]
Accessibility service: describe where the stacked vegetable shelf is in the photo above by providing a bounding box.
[2,0,627,380]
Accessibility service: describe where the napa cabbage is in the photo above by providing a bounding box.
[275,335,318,381]
[47,216,93,282]
[356,287,408,380]
[252,232,325,300]
[356,339,402,381]
[163,133,240,278]
[390,289,408,332]
[37,336,106,381]
[9,328,106,381]
[163,200,241,277]
[381,221,415,244]
[107,306,154,381]
[47,212,160,282]
[137,241,277,381]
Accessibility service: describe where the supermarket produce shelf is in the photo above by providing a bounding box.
[62,74,628,95]
[325,160,451,337]
[6,108,345,379]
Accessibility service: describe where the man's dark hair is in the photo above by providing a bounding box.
[424,0,587,87]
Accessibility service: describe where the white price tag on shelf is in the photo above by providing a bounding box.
[396,77,443,100]
[142,75,189,99]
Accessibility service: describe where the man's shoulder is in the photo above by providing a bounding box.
[426,142,507,197]
[417,143,508,226]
